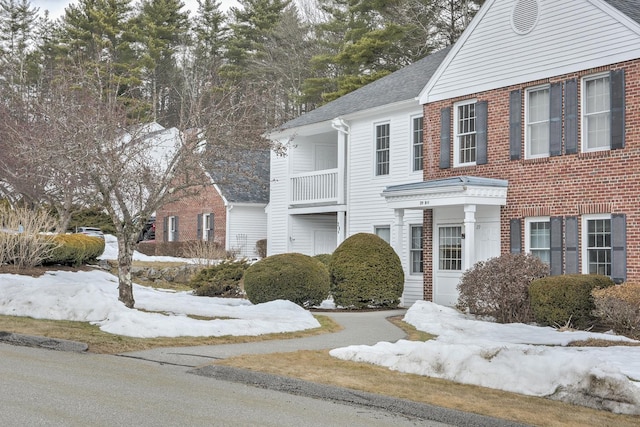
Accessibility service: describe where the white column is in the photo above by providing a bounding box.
[393,208,405,269]
[337,211,346,246]
[463,204,477,271]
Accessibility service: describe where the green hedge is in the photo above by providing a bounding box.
[329,233,404,309]
[189,260,249,297]
[243,253,330,307]
[47,234,105,266]
[529,274,614,329]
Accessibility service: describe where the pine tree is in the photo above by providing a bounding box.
[0,0,39,90]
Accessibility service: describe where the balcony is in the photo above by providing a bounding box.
[290,169,338,205]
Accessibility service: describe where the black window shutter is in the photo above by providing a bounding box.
[440,107,451,169]
[564,216,579,274]
[510,218,522,253]
[208,213,215,241]
[174,216,179,241]
[564,79,578,154]
[610,69,625,150]
[611,214,627,284]
[163,216,168,242]
[476,101,488,165]
[550,216,563,276]
[549,82,563,156]
[197,214,203,241]
[509,89,522,160]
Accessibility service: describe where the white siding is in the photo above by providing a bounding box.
[228,205,267,258]
[423,0,640,102]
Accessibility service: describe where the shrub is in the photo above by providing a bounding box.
[529,274,614,329]
[189,260,249,297]
[255,239,267,258]
[243,253,330,307]
[0,206,58,268]
[592,282,640,339]
[457,253,548,323]
[67,206,115,234]
[313,253,332,266]
[47,234,105,266]
[329,233,404,309]
[184,240,228,267]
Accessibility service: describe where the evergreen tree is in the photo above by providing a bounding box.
[0,0,39,90]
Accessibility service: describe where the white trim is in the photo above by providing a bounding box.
[581,213,612,275]
[524,84,550,159]
[453,99,478,167]
[581,71,611,153]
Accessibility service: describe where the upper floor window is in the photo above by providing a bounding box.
[454,100,476,166]
[582,214,611,276]
[525,217,550,265]
[410,225,424,274]
[412,116,423,171]
[582,73,610,152]
[525,85,549,158]
[375,123,390,176]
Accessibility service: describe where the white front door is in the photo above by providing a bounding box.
[314,230,337,255]
[434,224,463,306]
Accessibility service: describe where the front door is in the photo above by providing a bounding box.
[434,225,463,306]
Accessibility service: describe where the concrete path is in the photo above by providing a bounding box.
[119,309,408,367]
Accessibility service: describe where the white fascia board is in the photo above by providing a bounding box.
[592,0,640,36]
[341,99,421,122]
[268,120,334,140]
[418,0,497,105]
[288,204,347,215]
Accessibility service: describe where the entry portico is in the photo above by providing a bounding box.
[382,176,508,306]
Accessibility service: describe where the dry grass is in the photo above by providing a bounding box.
[0,314,340,354]
[216,350,639,427]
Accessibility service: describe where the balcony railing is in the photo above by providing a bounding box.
[290,169,338,205]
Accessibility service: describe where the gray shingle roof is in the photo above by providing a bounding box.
[207,149,270,204]
[277,47,451,131]
[604,0,640,24]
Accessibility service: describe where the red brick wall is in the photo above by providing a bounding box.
[156,182,227,247]
[423,59,640,293]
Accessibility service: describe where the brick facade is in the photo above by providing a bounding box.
[156,182,227,247]
[422,59,640,297]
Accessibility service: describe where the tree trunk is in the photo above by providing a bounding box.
[116,235,136,308]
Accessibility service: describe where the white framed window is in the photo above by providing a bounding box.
[410,225,423,274]
[582,214,611,276]
[525,85,550,158]
[375,123,390,176]
[438,226,462,271]
[203,213,213,241]
[168,216,177,242]
[374,226,390,244]
[582,73,610,152]
[454,99,476,166]
[525,217,550,264]
[412,116,423,171]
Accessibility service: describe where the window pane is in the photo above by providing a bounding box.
[413,117,423,171]
[376,124,390,175]
[584,76,610,150]
[529,221,550,265]
[587,218,611,276]
[456,103,476,164]
[410,226,423,274]
[375,227,390,244]
[439,226,462,270]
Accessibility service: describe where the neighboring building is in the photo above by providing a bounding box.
[382,0,640,305]
[156,146,269,259]
[269,0,640,307]
[267,48,451,307]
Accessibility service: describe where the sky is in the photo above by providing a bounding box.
[30,0,240,21]
[1,235,639,415]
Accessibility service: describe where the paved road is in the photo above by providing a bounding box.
[1,309,529,426]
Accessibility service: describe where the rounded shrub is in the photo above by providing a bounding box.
[243,253,330,307]
[457,253,548,323]
[529,274,615,329]
[313,253,332,267]
[329,233,404,309]
[189,260,249,297]
[593,282,640,339]
[47,234,105,266]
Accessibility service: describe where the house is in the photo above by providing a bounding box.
[269,0,640,307]
[155,140,269,259]
[267,47,451,307]
[381,0,640,305]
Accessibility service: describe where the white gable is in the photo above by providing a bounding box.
[420,0,640,103]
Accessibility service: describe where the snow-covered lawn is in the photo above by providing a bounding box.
[331,301,640,415]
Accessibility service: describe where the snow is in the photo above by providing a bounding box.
[330,301,640,415]
[2,234,640,413]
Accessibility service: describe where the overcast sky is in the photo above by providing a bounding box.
[30,0,239,21]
